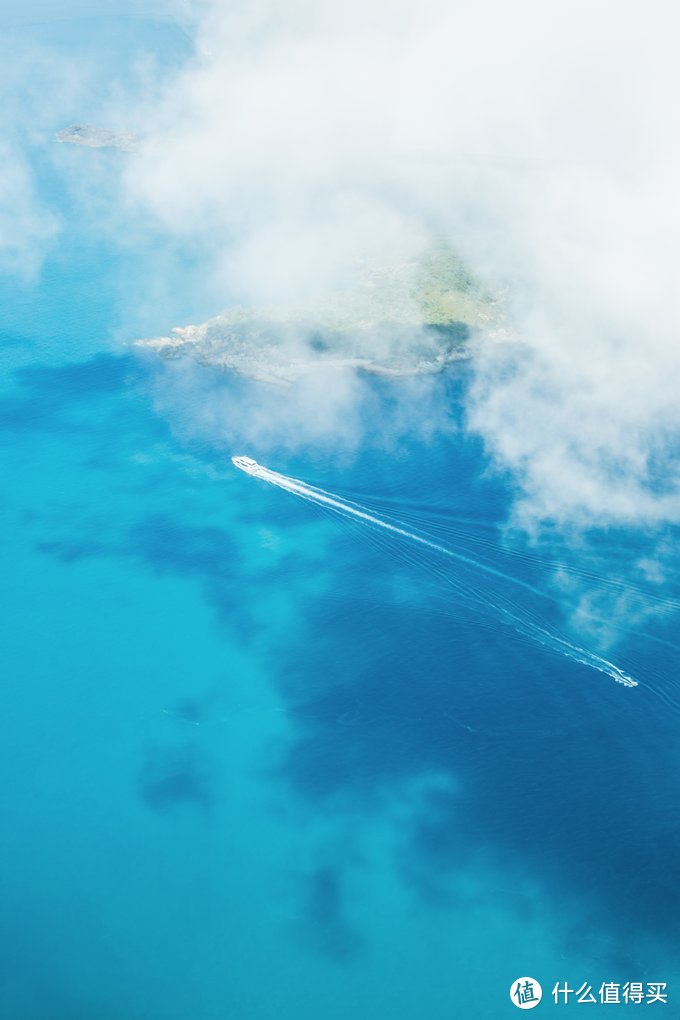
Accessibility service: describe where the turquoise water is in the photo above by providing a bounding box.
[2,13,680,1020]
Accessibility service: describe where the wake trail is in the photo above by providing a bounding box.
[232,456,638,688]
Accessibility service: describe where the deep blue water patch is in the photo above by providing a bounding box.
[271,517,680,953]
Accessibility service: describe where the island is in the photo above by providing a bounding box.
[56,124,141,152]
[136,247,509,384]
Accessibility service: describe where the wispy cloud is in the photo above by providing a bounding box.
[0,142,59,280]
[0,41,70,279]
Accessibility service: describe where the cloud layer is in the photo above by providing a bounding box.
[0,41,68,279]
[119,0,680,527]
[3,0,677,528]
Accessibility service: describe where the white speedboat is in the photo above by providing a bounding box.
[232,455,265,477]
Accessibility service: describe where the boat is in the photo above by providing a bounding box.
[232,455,263,476]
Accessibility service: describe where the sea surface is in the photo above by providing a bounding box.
[1,12,679,1020]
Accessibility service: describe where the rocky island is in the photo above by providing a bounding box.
[137,248,506,384]
[56,124,141,152]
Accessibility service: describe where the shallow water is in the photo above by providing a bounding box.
[3,337,680,1017]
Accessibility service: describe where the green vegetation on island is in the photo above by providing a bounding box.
[138,245,504,383]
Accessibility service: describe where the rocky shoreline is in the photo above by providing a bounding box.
[136,249,508,384]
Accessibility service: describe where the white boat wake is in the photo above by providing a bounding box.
[232,456,638,688]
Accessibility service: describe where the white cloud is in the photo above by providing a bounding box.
[0,143,59,280]
[0,3,195,284]
[0,41,71,280]
[149,356,454,456]
[121,0,679,526]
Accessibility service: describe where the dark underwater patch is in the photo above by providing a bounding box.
[138,742,218,813]
[0,353,145,433]
[129,514,238,583]
[35,537,111,564]
[15,353,140,398]
[295,866,362,962]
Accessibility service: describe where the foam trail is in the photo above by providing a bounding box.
[232,456,638,688]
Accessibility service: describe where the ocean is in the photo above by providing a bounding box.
[1,10,679,1020]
